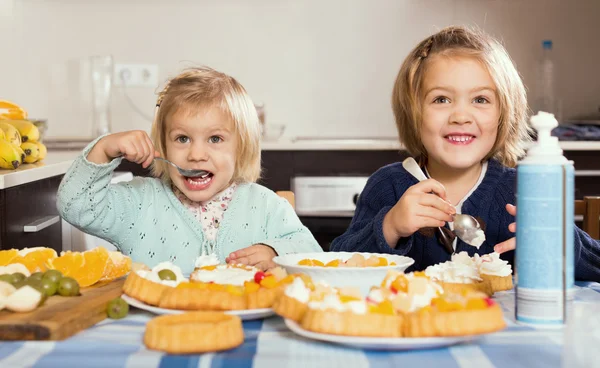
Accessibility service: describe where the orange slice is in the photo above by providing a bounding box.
[12,247,57,272]
[70,247,110,287]
[325,259,340,267]
[101,251,132,281]
[0,249,18,266]
[46,251,85,277]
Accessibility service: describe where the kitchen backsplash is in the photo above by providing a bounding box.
[1,0,599,140]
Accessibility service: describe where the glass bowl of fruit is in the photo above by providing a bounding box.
[272,252,414,296]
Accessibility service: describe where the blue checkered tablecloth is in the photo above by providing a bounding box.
[1,282,599,368]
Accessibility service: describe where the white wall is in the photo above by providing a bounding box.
[1,0,599,140]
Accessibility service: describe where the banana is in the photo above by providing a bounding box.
[4,120,39,143]
[0,129,4,141]
[5,285,43,312]
[35,141,47,160]
[0,108,27,120]
[21,141,40,163]
[14,145,25,164]
[0,138,22,169]
[0,122,21,146]
[0,101,27,120]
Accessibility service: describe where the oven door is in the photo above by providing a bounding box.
[292,176,368,250]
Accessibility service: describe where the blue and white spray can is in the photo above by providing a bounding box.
[515,111,574,326]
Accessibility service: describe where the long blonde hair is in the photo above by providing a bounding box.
[392,25,532,167]
[150,66,261,183]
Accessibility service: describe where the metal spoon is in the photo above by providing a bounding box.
[154,157,209,178]
[402,157,484,251]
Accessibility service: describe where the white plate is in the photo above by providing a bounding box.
[121,294,275,321]
[284,319,479,351]
[273,252,415,296]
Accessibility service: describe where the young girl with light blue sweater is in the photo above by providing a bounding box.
[57,67,321,274]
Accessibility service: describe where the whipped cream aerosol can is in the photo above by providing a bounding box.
[515,111,574,326]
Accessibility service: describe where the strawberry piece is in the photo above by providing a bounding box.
[254,271,266,284]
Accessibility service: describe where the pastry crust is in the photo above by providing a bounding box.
[301,309,403,338]
[159,286,247,311]
[144,312,244,353]
[272,294,308,322]
[246,287,280,309]
[481,274,513,292]
[440,280,493,296]
[404,304,505,337]
[122,271,171,306]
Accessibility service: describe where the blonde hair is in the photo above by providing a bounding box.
[392,25,532,168]
[150,66,261,183]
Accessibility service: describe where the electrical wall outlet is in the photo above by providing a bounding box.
[114,64,159,87]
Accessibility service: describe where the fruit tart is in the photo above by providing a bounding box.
[272,274,315,322]
[373,271,444,314]
[471,252,513,292]
[425,258,492,296]
[300,286,403,338]
[158,254,293,311]
[404,290,506,337]
[122,262,186,306]
[144,311,244,354]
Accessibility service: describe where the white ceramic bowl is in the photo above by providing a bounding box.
[272,252,414,296]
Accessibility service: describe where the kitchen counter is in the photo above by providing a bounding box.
[0,150,79,189]
[1,139,599,190]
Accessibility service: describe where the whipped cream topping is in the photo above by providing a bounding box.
[402,273,443,312]
[194,253,220,268]
[284,277,310,303]
[367,288,385,304]
[372,273,443,313]
[474,252,512,277]
[451,251,476,267]
[308,294,367,315]
[470,229,486,248]
[136,262,186,287]
[190,264,258,286]
[425,261,481,284]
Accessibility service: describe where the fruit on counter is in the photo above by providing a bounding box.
[58,277,81,297]
[21,141,41,163]
[0,247,58,273]
[41,278,58,296]
[9,272,27,285]
[34,140,47,160]
[1,246,132,287]
[0,137,47,168]
[46,247,132,287]
[0,281,44,313]
[3,120,39,143]
[0,100,28,120]
[0,262,31,277]
[0,138,23,169]
[0,121,22,146]
[29,272,44,283]
[106,297,129,319]
[42,269,63,284]
[0,101,47,169]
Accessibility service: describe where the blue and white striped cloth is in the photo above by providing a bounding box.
[1,282,599,368]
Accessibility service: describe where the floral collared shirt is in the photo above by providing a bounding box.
[173,183,237,241]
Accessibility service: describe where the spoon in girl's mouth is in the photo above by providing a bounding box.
[154,157,209,178]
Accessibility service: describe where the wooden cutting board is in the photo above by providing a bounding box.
[0,278,125,340]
